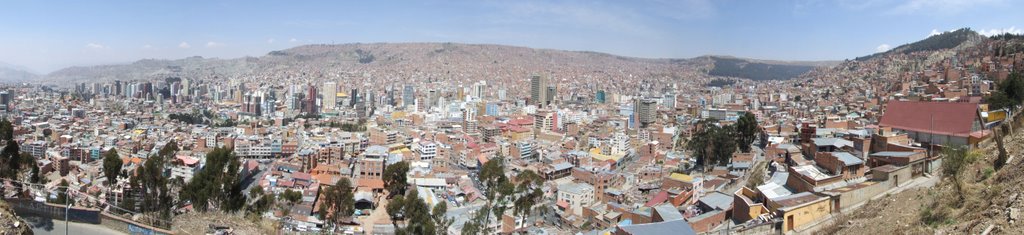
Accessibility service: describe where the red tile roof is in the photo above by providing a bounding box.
[357,178,385,190]
[644,191,670,207]
[879,101,979,137]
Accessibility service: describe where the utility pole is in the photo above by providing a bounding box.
[65,189,71,235]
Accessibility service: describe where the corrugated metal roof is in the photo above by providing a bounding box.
[832,152,864,166]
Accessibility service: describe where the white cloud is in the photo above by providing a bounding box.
[205,41,224,48]
[929,29,942,36]
[142,44,153,49]
[876,44,891,53]
[85,43,105,49]
[979,26,1023,36]
[289,38,298,43]
[178,42,191,49]
[267,38,275,44]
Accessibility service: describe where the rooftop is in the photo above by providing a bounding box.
[879,100,979,137]
[831,152,864,166]
[791,165,832,181]
[870,151,919,158]
[812,137,854,149]
[558,182,594,195]
[616,218,696,235]
[698,191,733,211]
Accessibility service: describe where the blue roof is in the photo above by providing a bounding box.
[617,219,696,235]
[870,151,918,158]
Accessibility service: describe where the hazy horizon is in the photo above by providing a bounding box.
[1,0,1022,73]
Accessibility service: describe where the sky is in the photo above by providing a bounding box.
[1,0,1022,73]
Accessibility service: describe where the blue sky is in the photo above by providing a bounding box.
[1,0,1022,73]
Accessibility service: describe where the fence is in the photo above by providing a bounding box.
[4,198,101,224]
[100,212,175,235]
[4,197,175,234]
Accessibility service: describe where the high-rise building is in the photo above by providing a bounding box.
[662,93,676,109]
[427,89,438,109]
[303,84,319,115]
[386,86,396,106]
[181,78,191,98]
[530,75,546,107]
[634,98,657,128]
[546,86,556,106]
[0,91,10,111]
[596,90,606,104]
[114,80,122,96]
[235,83,246,103]
[403,85,415,108]
[350,88,359,108]
[322,82,337,111]
[473,81,486,100]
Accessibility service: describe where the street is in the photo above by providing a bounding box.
[22,215,125,235]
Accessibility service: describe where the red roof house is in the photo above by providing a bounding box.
[879,100,982,146]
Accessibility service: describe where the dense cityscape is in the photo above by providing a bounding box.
[3,2,1024,235]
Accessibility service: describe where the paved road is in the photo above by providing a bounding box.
[22,215,125,235]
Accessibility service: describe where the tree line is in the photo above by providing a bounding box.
[686,112,760,172]
[988,72,1024,111]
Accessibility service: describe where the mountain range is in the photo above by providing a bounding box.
[0,28,1006,85]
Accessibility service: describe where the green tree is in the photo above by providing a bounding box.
[513,170,545,223]
[0,136,22,179]
[134,155,174,228]
[479,157,508,197]
[282,189,303,205]
[383,161,410,197]
[246,187,275,219]
[941,146,979,205]
[319,178,355,227]
[989,72,1024,110]
[180,147,244,212]
[103,149,122,185]
[713,124,739,166]
[54,179,69,205]
[0,118,13,141]
[398,189,436,235]
[473,156,517,234]
[687,119,738,171]
[387,194,406,223]
[157,141,179,157]
[461,204,491,234]
[735,112,759,153]
[432,201,452,234]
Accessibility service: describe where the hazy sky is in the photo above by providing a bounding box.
[1,0,1022,73]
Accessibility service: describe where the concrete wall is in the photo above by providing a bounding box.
[99,212,174,235]
[5,198,173,234]
[732,222,780,235]
[873,165,914,187]
[687,210,726,233]
[5,198,101,224]
[829,181,893,212]
[905,130,968,146]
[781,198,831,232]
[732,187,768,223]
